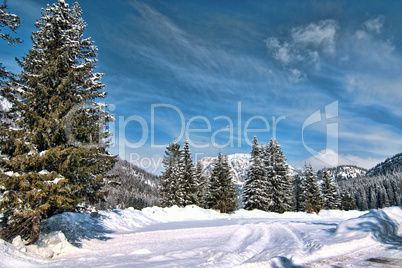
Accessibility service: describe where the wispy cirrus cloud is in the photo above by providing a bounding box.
[104,0,325,120]
[118,1,277,106]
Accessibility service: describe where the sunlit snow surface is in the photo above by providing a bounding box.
[1,206,401,267]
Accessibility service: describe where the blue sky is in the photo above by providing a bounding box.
[2,0,402,173]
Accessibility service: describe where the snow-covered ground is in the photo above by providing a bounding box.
[1,206,401,267]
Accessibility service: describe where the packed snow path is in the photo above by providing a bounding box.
[1,206,401,267]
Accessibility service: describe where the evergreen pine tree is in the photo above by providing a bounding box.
[160,140,181,207]
[0,0,115,244]
[220,154,237,213]
[368,187,377,209]
[205,153,221,210]
[243,136,268,211]
[302,164,322,213]
[177,140,197,206]
[170,156,184,206]
[321,170,341,210]
[378,188,390,208]
[340,190,357,211]
[206,152,237,213]
[360,190,369,211]
[292,174,304,212]
[265,139,293,213]
[194,160,208,208]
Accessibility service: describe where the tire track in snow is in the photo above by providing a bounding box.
[206,222,305,267]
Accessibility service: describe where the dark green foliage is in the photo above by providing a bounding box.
[321,170,340,210]
[243,137,293,213]
[159,140,181,207]
[340,190,357,211]
[338,170,401,210]
[0,0,115,244]
[265,139,293,213]
[160,140,201,208]
[194,160,208,208]
[243,136,268,210]
[177,140,197,206]
[292,174,303,212]
[302,164,322,213]
[206,153,237,213]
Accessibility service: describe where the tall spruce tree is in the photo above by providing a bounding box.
[206,152,237,213]
[243,136,268,211]
[194,160,208,208]
[160,140,181,207]
[321,170,340,210]
[176,140,197,206]
[0,0,115,244]
[368,187,377,209]
[302,164,322,213]
[170,157,184,206]
[292,174,304,212]
[265,139,293,213]
[340,190,357,211]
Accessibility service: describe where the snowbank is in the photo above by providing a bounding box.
[302,207,402,263]
[334,207,402,245]
[0,206,400,267]
[26,231,77,258]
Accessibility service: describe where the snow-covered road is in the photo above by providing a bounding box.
[1,206,401,267]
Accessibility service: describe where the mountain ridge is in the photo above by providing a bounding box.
[197,152,402,183]
[317,165,368,182]
[367,153,402,176]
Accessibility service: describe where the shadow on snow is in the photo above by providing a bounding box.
[41,211,114,248]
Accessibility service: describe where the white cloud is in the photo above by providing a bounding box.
[265,19,339,81]
[288,68,303,83]
[291,19,339,55]
[364,16,384,34]
[265,38,291,64]
[354,30,370,40]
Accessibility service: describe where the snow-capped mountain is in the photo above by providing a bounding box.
[198,153,300,185]
[317,165,367,182]
[367,153,402,176]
